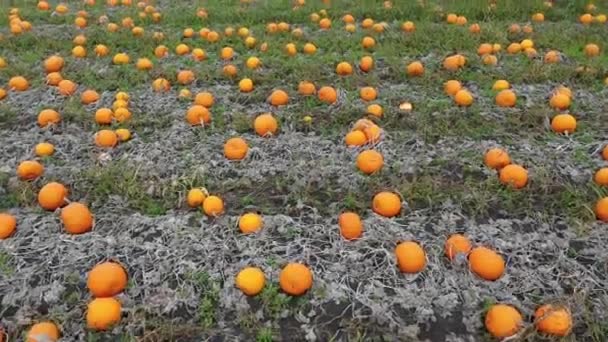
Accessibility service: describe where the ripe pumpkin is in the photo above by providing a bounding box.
[549,93,570,110]
[482,54,498,65]
[469,23,480,33]
[38,182,68,210]
[551,114,576,134]
[220,46,234,60]
[360,87,377,101]
[194,92,214,108]
[454,89,473,106]
[402,21,415,32]
[235,267,266,296]
[0,213,17,239]
[298,81,316,96]
[95,130,118,148]
[246,56,261,69]
[87,261,128,297]
[361,36,375,49]
[239,78,254,92]
[469,246,505,281]
[338,212,363,240]
[38,109,61,127]
[224,137,249,160]
[492,80,510,91]
[279,263,313,296]
[534,304,572,336]
[57,80,77,96]
[336,62,353,76]
[135,58,153,70]
[95,44,109,56]
[444,234,472,260]
[269,89,289,106]
[395,241,426,273]
[238,213,263,234]
[345,130,367,147]
[485,304,523,338]
[499,164,528,188]
[356,150,384,174]
[87,298,121,331]
[44,55,64,73]
[177,70,195,85]
[154,45,169,58]
[61,202,93,234]
[192,48,206,61]
[595,197,608,221]
[603,145,608,161]
[318,86,337,104]
[484,148,510,170]
[115,129,130,142]
[114,108,132,123]
[26,322,60,342]
[17,160,44,181]
[187,188,207,208]
[372,192,401,217]
[406,61,424,77]
[72,46,86,58]
[254,113,278,137]
[495,89,517,107]
[544,50,560,64]
[595,168,608,186]
[152,78,170,92]
[359,56,374,72]
[46,72,63,86]
[95,108,114,125]
[203,195,224,216]
[506,43,522,54]
[81,89,100,104]
[444,80,462,96]
[35,142,55,157]
[185,105,211,126]
[8,76,29,91]
[112,53,130,65]
[367,104,383,118]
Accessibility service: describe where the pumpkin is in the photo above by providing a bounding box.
[551,114,576,134]
[112,53,130,64]
[344,131,367,147]
[444,234,472,260]
[361,36,375,49]
[44,55,64,73]
[38,109,61,127]
[81,89,100,104]
[366,104,383,117]
[336,62,353,76]
[194,92,214,108]
[444,80,462,96]
[454,89,473,106]
[395,241,426,273]
[87,298,121,331]
[338,212,363,240]
[61,202,93,234]
[268,89,289,106]
[356,150,384,174]
[246,56,261,69]
[534,304,572,336]
[185,105,211,126]
[46,72,63,86]
[17,160,44,181]
[38,182,68,210]
[238,213,263,234]
[499,164,528,188]
[113,108,131,122]
[235,267,265,296]
[57,80,77,96]
[469,246,505,280]
[406,61,424,77]
[224,137,249,160]
[220,46,234,60]
[549,93,570,110]
[95,130,118,147]
[94,44,109,56]
[87,261,127,297]
[0,213,17,239]
[177,70,195,85]
[279,263,313,296]
[8,76,29,91]
[596,197,608,221]
[584,43,600,57]
[115,129,131,141]
[26,322,60,342]
[360,87,377,101]
[152,78,170,92]
[239,78,254,92]
[95,108,113,124]
[359,56,374,72]
[303,43,316,54]
[402,21,415,32]
[35,142,55,157]
[298,81,316,96]
[485,304,523,338]
[484,148,511,170]
[254,113,278,137]
[318,86,337,104]
[495,89,517,107]
[154,45,169,58]
[372,192,401,217]
[136,58,153,70]
[202,195,224,216]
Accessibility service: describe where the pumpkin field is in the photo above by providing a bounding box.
[1,0,608,341]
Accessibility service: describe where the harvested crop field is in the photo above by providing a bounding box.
[1,0,608,341]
